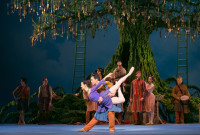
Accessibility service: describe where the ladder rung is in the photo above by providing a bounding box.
[178,33,185,35]
[178,59,187,61]
[178,72,187,74]
[73,81,82,84]
[76,58,84,60]
[74,66,84,69]
[178,40,186,42]
[77,40,85,42]
[76,64,84,66]
[75,61,84,64]
[76,52,85,54]
[75,70,84,72]
[77,46,86,48]
[178,65,187,67]
[77,33,85,36]
[74,73,84,75]
[178,53,186,55]
[178,46,187,48]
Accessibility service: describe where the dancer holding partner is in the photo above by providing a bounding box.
[78,67,134,132]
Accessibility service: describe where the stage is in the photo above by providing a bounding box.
[0,124,200,135]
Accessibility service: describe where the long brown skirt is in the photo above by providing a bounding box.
[174,103,190,113]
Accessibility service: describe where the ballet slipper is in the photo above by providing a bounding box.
[128,67,135,76]
[77,128,86,132]
[109,130,115,132]
[146,122,153,125]
[22,121,26,125]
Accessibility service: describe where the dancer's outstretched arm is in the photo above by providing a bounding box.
[90,73,113,93]
[109,67,134,94]
[90,80,106,93]
[111,88,125,104]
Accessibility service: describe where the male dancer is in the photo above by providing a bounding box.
[83,89,97,124]
[13,78,30,125]
[38,77,52,125]
[130,71,146,125]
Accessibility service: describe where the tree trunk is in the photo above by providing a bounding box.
[105,18,168,94]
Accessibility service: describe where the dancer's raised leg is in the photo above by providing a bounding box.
[109,67,134,94]
[111,88,125,104]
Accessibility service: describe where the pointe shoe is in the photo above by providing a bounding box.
[146,122,153,125]
[77,128,86,132]
[128,67,135,76]
[109,130,115,132]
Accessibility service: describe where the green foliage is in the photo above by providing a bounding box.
[49,94,86,124]
[53,86,65,96]
[188,85,200,97]
[0,101,17,123]
[165,77,177,86]
[2,112,19,123]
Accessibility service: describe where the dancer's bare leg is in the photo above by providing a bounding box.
[111,88,125,104]
[21,111,25,125]
[109,67,134,94]
[150,110,154,124]
[18,111,22,125]
[147,111,154,125]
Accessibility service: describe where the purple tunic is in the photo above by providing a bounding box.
[89,79,113,112]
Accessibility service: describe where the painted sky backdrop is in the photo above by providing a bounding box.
[0,0,200,108]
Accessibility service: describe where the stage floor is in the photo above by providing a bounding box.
[0,124,200,135]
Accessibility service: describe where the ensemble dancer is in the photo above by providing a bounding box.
[144,76,155,125]
[97,67,104,80]
[129,71,146,125]
[13,78,30,125]
[172,76,190,124]
[78,67,134,132]
[38,77,53,125]
[113,60,126,82]
[83,87,97,124]
[113,59,127,124]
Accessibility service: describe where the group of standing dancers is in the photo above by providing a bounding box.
[13,77,53,125]
[12,59,190,132]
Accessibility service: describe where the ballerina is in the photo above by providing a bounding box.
[144,76,155,125]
